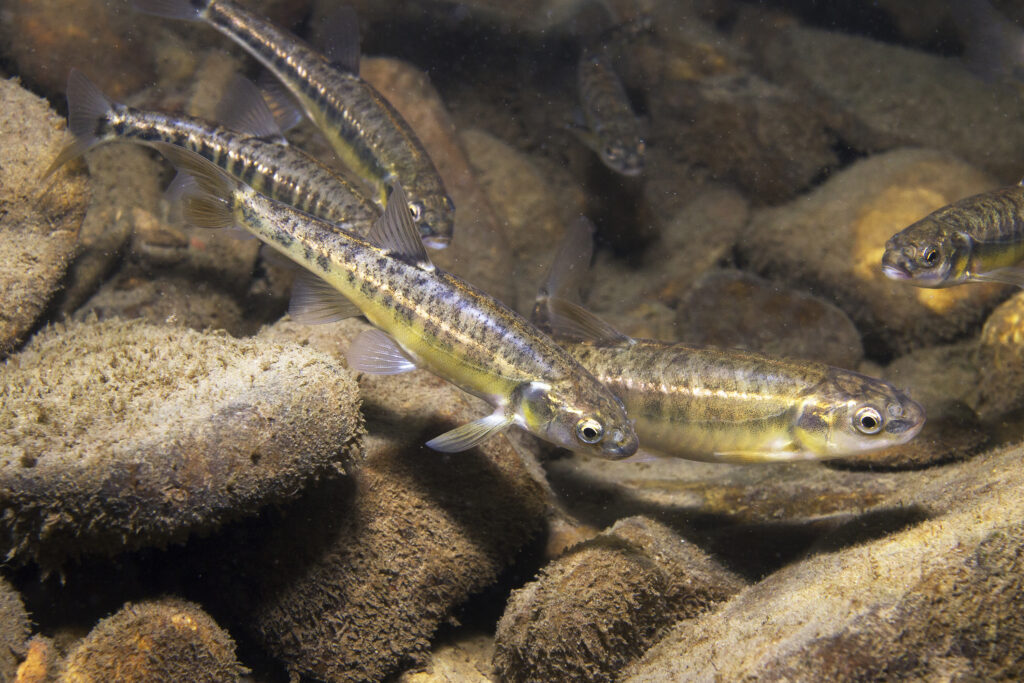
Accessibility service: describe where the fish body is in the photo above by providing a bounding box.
[574,21,646,176]
[882,184,1024,288]
[535,217,925,462]
[562,339,924,462]
[136,0,454,248]
[164,146,637,458]
[47,70,379,233]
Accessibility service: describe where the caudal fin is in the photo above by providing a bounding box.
[40,69,114,182]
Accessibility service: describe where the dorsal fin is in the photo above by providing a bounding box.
[367,182,433,269]
[216,75,286,142]
[547,297,632,344]
[256,73,305,132]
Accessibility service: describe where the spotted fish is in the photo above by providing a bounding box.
[44,70,380,242]
[136,0,455,248]
[882,183,1024,288]
[160,145,638,457]
[535,218,926,462]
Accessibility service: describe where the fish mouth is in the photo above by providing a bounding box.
[603,428,639,459]
[421,235,450,250]
[882,263,911,281]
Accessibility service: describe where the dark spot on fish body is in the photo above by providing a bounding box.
[316,253,331,273]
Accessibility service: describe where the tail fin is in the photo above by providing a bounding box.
[40,69,115,182]
[132,0,206,21]
[152,143,237,230]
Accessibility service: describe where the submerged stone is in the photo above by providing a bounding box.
[61,597,247,682]
[493,516,744,683]
[0,319,363,569]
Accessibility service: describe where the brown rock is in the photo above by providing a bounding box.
[622,442,1024,681]
[361,58,517,308]
[759,24,1024,183]
[739,148,1007,356]
[494,516,745,683]
[677,269,864,367]
[0,319,363,569]
[0,577,30,682]
[0,77,88,357]
[970,290,1024,420]
[201,318,549,683]
[61,597,247,682]
[397,632,495,683]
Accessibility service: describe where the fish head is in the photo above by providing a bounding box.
[793,370,925,458]
[599,137,645,177]
[409,193,455,249]
[881,217,972,288]
[513,380,638,459]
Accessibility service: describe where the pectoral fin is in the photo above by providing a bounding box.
[971,267,1024,287]
[346,328,417,374]
[425,411,514,452]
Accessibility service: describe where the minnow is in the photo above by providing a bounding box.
[882,183,1024,288]
[43,70,381,253]
[160,145,638,457]
[571,19,647,176]
[534,218,925,462]
[135,0,455,248]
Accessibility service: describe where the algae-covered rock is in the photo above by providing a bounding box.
[493,516,744,683]
[739,148,1006,356]
[398,632,495,683]
[622,442,1024,681]
[73,270,257,337]
[677,269,863,367]
[199,319,548,682]
[0,77,88,357]
[0,577,30,681]
[61,597,247,683]
[970,291,1024,420]
[361,58,517,308]
[0,319,363,569]
[15,636,58,683]
[760,23,1024,183]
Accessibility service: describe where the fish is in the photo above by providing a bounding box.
[135,0,455,249]
[158,144,639,458]
[881,183,1024,288]
[43,70,381,246]
[572,20,647,176]
[534,218,926,462]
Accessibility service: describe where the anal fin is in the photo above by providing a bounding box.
[288,269,361,324]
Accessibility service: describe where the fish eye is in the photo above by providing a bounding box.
[408,201,424,222]
[921,247,939,266]
[854,406,883,435]
[575,417,604,444]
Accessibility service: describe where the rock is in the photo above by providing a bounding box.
[73,270,258,337]
[969,291,1024,420]
[739,148,1007,356]
[0,77,88,357]
[655,73,838,204]
[397,631,495,683]
[199,318,548,683]
[587,187,749,341]
[676,269,864,367]
[0,319,363,569]
[361,58,517,308]
[0,0,310,98]
[759,23,1024,183]
[461,128,587,314]
[14,636,58,683]
[493,516,744,683]
[52,145,163,318]
[883,341,981,421]
[622,442,1024,681]
[0,577,30,682]
[61,598,248,682]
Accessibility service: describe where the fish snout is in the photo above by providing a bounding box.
[881,249,913,281]
[605,427,639,459]
[886,398,925,441]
